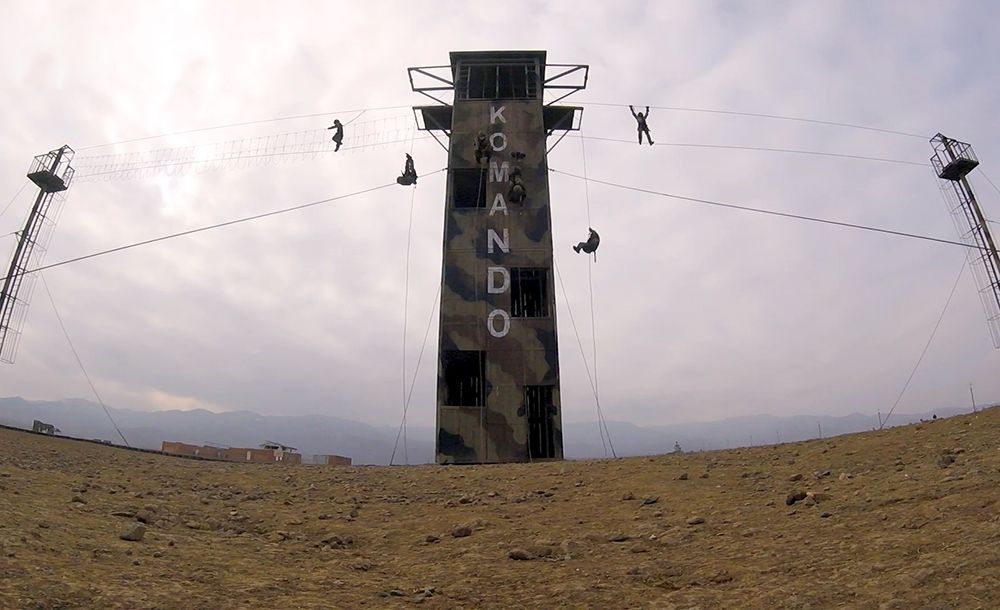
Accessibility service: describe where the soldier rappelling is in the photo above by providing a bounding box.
[629,105,654,146]
[397,153,417,186]
[573,227,600,259]
[327,119,344,152]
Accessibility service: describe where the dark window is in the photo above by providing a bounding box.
[451,168,487,209]
[458,63,538,100]
[525,385,556,459]
[442,350,485,406]
[511,268,549,317]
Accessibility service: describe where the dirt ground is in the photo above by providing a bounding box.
[1,408,999,610]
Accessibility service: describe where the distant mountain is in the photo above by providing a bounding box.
[0,396,981,464]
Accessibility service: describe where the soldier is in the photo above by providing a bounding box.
[327,119,344,151]
[508,166,526,203]
[573,228,600,257]
[474,132,491,164]
[397,153,417,186]
[629,105,654,145]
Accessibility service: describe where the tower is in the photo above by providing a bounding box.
[0,145,75,363]
[930,134,1000,347]
[410,51,587,464]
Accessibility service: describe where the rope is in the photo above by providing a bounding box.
[77,104,412,150]
[579,129,612,457]
[398,135,418,465]
[550,168,980,251]
[553,259,613,456]
[39,274,131,447]
[577,101,929,140]
[879,258,967,429]
[0,171,446,283]
[390,285,441,466]
[573,134,928,167]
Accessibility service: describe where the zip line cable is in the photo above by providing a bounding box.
[573,134,928,167]
[579,129,613,457]
[77,104,411,151]
[0,182,29,222]
[577,102,929,140]
[550,169,980,251]
[390,284,441,466]
[879,259,967,429]
[0,170,446,283]
[39,274,131,447]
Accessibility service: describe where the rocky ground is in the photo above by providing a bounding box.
[1,409,999,609]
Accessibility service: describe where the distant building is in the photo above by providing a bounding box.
[160,441,307,465]
[301,454,353,466]
[32,420,59,435]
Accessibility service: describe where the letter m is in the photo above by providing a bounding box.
[489,161,509,183]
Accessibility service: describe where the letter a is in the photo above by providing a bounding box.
[487,267,510,293]
[487,228,509,254]
[488,193,508,216]
[490,105,506,124]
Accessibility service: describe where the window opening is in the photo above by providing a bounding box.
[525,385,556,459]
[511,268,550,317]
[452,168,487,209]
[443,350,486,406]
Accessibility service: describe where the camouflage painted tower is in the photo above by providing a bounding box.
[410,51,587,464]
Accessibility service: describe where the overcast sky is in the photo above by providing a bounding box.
[1,1,999,433]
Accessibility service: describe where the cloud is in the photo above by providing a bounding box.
[1,0,999,432]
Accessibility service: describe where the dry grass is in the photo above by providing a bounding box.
[2,408,999,609]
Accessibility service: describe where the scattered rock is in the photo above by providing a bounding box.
[785,490,808,506]
[388,589,406,597]
[686,516,706,525]
[110,510,136,518]
[820,512,832,518]
[451,525,472,538]
[816,470,832,478]
[838,472,853,481]
[621,492,634,501]
[641,496,659,506]
[789,473,803,482]
[135,510,153,524]
[560,539,578,558]
[699,472,710,479]
[676,473,689,481]
[424,534,440,543]
[459,495,473,504]
[318,513,332,520]
[184,521,201,530]
[509,548,534,560]
[119,523,146,542]
[608,533,630,542]
[71,495,87,504]
[937,454,956,468]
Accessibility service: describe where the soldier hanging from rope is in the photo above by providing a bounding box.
[474,132,491,164]
[629,105,654,146]
[327,119,344,152]
[573,227,600,260]
[397,153,417,186]
[508,166,526,203]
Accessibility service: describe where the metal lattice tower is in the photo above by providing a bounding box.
[930,134,1000,347]
[410,51,587,464]
[0,145,75,363]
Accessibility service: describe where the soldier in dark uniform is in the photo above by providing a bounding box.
[474,132,491,164]
[629,105,654,145]
[327,119,344,151]
[397,153,417,186]
[573,228,600,256]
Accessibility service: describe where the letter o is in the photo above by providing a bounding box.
[487,308,510,338]
[489,132,507,152]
